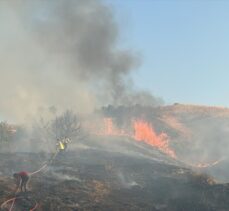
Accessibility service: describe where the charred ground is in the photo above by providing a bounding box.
[1,136,229,211]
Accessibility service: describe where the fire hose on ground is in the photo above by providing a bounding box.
[1,150,60,211]
[1,196,38,211]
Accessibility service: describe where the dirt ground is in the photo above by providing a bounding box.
[0,140,229,211]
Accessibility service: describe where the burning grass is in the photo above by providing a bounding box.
[89,118,176,159]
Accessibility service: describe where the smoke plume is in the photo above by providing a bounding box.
[0,0,162,123]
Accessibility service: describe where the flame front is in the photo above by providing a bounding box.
[86,118,226,165]
[133,120,176,158]
[89,118,176,159]
[104,118,113,135]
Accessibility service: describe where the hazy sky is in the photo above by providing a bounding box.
[107,0,229,106]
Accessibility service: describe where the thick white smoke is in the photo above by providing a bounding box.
[0,0,162,123]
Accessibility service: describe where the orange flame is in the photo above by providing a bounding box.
[133,120,176,158]
[104,118,116,135]
[89,118,176,159]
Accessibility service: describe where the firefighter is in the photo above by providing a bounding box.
[13,171,30,192]
[56,139,64,151]
[62,137,71,151]
[56,137,71,152]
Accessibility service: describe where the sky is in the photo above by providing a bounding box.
[107,0,229,107]
[1,0,229,123]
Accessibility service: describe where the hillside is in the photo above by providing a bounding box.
[1,104,229,210]
[101,104,229,181]
[1,137,229,211]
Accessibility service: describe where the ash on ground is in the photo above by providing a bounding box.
[0,137,229,211]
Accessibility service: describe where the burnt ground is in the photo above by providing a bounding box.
[0,137,229,211]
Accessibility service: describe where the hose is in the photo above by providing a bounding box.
[1,149,60,211]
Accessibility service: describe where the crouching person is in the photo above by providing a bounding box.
[13,171,30,192]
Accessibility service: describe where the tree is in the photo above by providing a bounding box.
[50,110,81,140]
[0,122,22,152]
[0,122,14,143]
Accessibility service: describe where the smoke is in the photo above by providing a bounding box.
[50,171,81,182]
[116,170,139,189]
[0,0,162,123]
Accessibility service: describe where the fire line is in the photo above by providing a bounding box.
[91,118,177,159]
